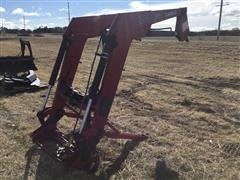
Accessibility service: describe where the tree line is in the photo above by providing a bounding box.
[0,26,239,36]
[0,26,67,34]
[147,28,240,36]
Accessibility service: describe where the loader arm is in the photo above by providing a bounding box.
[46,7,189,121]
[31,8,189,171]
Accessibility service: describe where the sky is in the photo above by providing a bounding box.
[0,0,239,31]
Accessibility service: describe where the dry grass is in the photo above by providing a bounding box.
[0,35,239,180]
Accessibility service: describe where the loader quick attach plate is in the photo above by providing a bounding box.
[0,56,37,74]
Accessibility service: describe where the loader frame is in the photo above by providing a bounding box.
[31,8,189,171]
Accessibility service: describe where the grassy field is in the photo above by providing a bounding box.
[0,35,239,180]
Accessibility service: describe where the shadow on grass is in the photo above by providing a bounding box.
[24,140,141,180]
[0,86,47,98]
[102,140,141,178]
[155,160,179,180]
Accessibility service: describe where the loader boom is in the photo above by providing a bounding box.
[31,8,189,171]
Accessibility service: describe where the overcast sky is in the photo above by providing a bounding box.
[0,0,239,31]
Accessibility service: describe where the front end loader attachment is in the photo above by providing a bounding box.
[31,8,189,172]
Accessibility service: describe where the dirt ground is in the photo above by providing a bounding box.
[0,35,239,180]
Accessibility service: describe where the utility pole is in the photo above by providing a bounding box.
[217,0,223,40]
[1,19,3,33]
[1,7,3,33]
[67,1,71,23]
[23,15,26,30]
